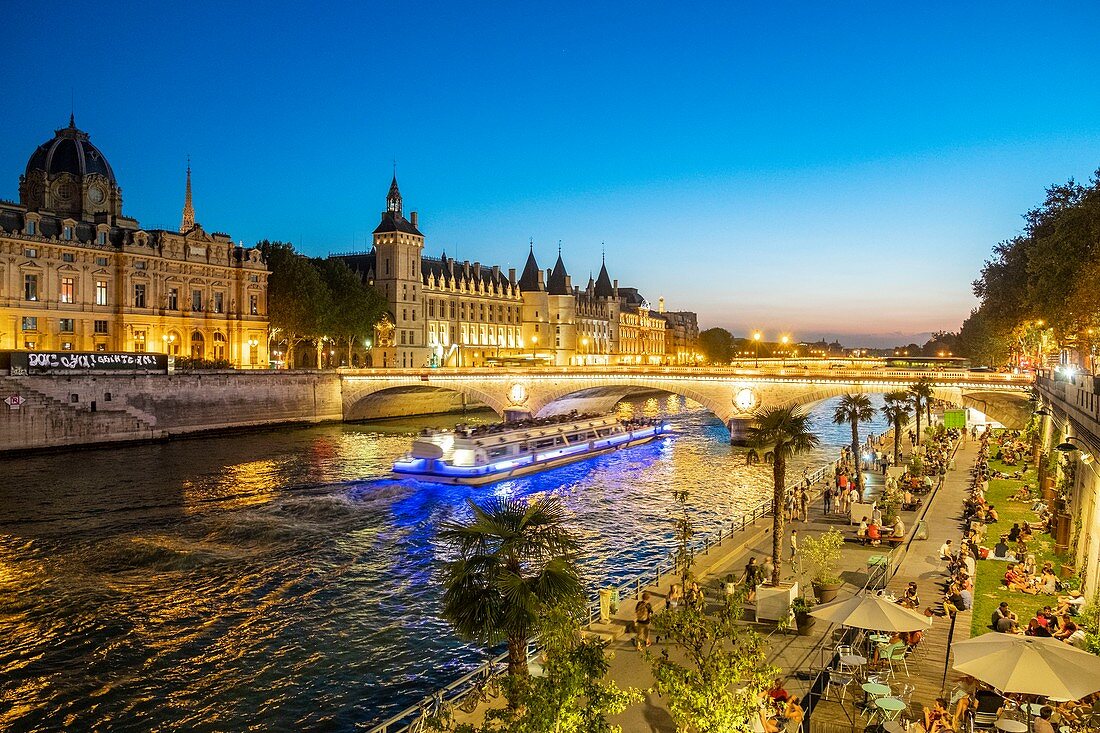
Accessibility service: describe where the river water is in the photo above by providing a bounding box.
[0,394,888,731]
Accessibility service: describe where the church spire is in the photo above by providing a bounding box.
[180,157,195,233]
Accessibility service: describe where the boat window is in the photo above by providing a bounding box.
[488,446,510,458]
[534,439,555,449]
[519,443,529,452]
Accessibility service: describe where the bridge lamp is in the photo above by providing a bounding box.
[753,331,762,368]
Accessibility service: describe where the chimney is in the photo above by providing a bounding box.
[508,267,516,284]
[546,268,553,282]
[492,264,500,279]
[474,262,481,279]
[410,211,419,228]
[564,275,572,290]
[537,269,545,287]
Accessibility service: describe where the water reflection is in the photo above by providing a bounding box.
[0,393,888,731]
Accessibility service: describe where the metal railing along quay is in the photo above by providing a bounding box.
[364,459,844,733]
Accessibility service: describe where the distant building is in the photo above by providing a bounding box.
[658,304,700,365]
[0,118,269,366]
[333,178,698,367]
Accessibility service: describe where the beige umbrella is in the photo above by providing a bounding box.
[809,590,932,632]
[951,634,1100,700]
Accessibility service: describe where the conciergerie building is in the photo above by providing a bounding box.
[0,118,269,366]
[333,177,698,368]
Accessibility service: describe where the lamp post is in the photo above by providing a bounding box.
[531,335,538,362]
[581,336,589,366]
[753,331,762,369]
[780,335,790,369]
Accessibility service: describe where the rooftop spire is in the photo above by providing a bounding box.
[180,157,195,233]
[386,173,403,217]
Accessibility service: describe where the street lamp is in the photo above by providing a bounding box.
[780,335,789,368]
[753,331,762,368]
[531,335,538,362]
[581,337,589,366]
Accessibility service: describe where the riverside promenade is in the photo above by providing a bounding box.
[600,435,980,733]
[443,433,981,733]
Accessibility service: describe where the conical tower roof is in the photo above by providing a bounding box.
[547,251,570,295]
[594,259,614,297]
[518,243,543,291]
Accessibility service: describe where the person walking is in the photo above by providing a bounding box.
[799,487,809,522]
[789,529,798,560]
[823,485,834,515]
[634,591,653,649]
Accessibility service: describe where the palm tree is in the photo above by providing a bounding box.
[882,391,913,464]
[439,495,584,676]
[908,378,935,448]
[833,393,876,495]
[746,406,820,586]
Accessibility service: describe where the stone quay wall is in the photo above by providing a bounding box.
[0,371,344,453]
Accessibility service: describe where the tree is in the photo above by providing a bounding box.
[259,240,332,367]
[672,489,695,590]
[438,496,584,676]
[745,407,820,585]
[882,391,912,464]
[455,608,641,733]
[317,258,387,365]
[833,393,876,493]
[908,378,934,446]
[698,328,734,364]
[649,592,777,733]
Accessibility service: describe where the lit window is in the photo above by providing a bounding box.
[25,247,37,258]
[61,341,73,351]
[168,288,179,310]
[60,277,74,303]
[21,316,38,331]
[214,292,224,313]
[95,280,108,306]
[249,294,258,315]
[24,274,38,301]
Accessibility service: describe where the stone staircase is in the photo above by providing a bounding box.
[0,376,157,449]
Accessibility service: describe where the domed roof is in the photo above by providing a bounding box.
[25,115,116,184]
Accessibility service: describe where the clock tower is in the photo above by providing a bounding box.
[372,174,426,368]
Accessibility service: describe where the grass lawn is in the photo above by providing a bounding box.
[969,453,1069,636]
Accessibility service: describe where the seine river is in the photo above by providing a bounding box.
[0,394,888,731]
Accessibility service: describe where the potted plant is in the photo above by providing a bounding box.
[802,528,845,602]
[790,595,816,636]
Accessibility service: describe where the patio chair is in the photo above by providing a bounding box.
[824,668,855,701]
[882,642,909,679]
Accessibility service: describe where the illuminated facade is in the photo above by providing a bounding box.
[0,119,269,366]
[334,178,696,367]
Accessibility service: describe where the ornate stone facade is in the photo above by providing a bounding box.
[334,178,697,367]
[0,119,269,366]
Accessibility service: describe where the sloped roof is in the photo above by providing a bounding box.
[594,261,614,297]
[518,246,542,291]
[547,253,570,295]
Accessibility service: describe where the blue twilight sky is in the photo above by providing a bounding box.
[2,2,1100,346]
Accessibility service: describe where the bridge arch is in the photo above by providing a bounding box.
[341,378,510,422]
[529,383,730,423]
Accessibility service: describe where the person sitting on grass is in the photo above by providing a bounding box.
[993,535,1011,558]
[1039,567,1058,595]
[1055,590,1086,616]
[1003,563,1039,594]
[1053,615,1079,641]
[986,504,999,523]
[1025,617,1053,637]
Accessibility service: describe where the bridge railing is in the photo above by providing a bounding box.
[363,458,841,733]
[338,365,1033,386]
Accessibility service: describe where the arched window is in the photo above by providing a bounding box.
[212,332,226,361]
[190,331,205,359]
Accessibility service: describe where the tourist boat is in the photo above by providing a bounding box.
[392,413,671,485]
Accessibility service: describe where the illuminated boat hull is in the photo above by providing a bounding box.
[392,423,670,486]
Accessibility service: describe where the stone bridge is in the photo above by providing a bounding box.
[339,367,1033,443]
